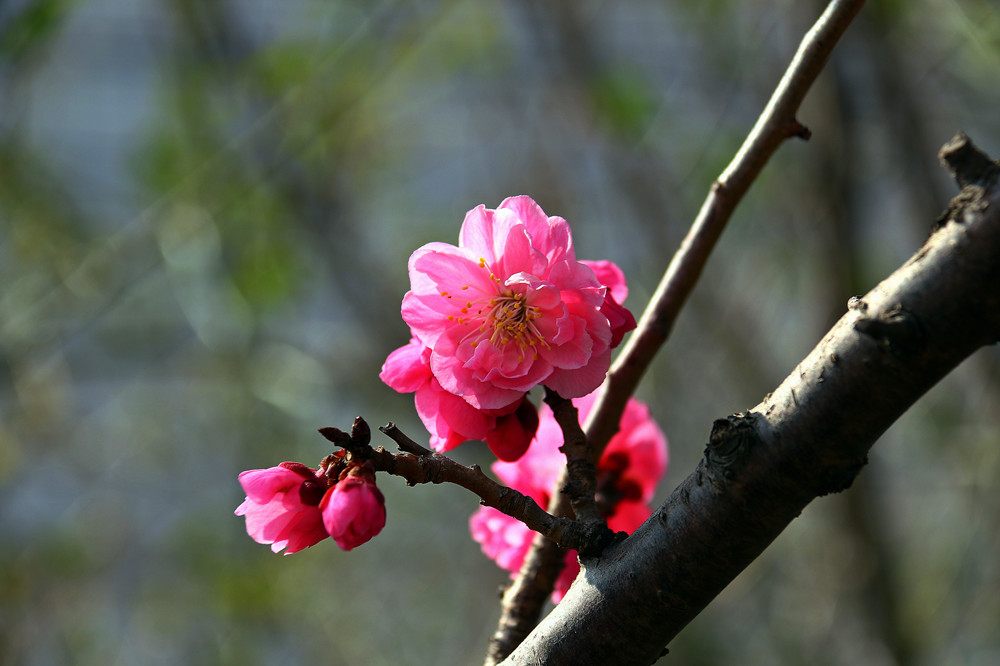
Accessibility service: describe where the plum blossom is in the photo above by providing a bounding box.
[236,460,386,554]
[469,390,667,602]
[382,196,636,460]
[402,196,618,410]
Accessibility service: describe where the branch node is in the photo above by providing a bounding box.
[815,455,869,497]
[704,413,761,488]
[319,423,372,461]
[853,306,925,358]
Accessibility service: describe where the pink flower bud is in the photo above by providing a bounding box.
[486,398,539,462]
[320,469,386,551]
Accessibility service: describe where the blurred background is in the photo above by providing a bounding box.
[1,0,998,664]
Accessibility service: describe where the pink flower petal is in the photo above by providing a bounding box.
[486,400,539,462]
[458,204,497,262]
[238,466,308,504]
[380,338,433,393]
[581,259,629,303]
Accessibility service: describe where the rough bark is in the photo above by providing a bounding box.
[502,136,1000,665]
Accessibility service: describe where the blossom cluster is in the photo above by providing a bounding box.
[235,457,385,554]
[236,195,648,563]
[381,196,635,460]
[469,390,667,602]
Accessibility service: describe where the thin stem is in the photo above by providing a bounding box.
[543,388,602,525]
[380,421,433,456]
[584,0,867,454]
[485,534,567,666]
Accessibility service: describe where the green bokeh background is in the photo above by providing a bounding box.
[2,1,999,664]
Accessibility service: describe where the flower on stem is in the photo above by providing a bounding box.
[235,458,386,554]
[320,465,387,551]
[469,390,667,602]
[382,196,636,461]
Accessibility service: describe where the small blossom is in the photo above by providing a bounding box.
[320,466,387,551]
[235,462,330,555]
[469,390,667,602]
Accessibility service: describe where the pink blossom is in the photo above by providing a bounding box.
[400,196,616,412]
[320,468,387,551]
[235,462,330,555]
[469,391,667,602]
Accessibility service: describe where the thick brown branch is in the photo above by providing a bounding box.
[502,134,1000,664]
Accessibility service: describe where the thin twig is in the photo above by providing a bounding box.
[488,2,868,662]
[380,421,433,456]
[320,419,615,554]
[584,0,867,455]
[543,388,602,524]
[485,534,567,666]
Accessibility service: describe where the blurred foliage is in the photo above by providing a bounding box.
[1,0,999,664]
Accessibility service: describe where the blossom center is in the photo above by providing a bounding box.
[440,258,550,361]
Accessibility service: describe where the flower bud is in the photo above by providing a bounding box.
[320,467,386,551]
[486,399,539,462]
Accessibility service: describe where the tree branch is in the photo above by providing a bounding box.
[317,419,616,555]
[585,0,867,459]
[486,533,567,666]
[501,134,1000,665]
[543,388,602,525]
[487,1,868,660]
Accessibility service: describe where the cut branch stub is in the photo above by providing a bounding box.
[938,132,1000,188]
